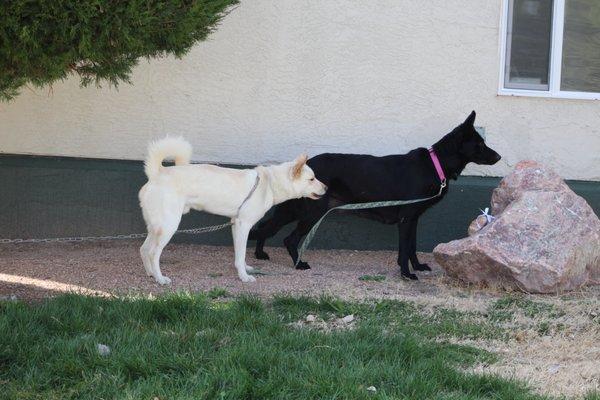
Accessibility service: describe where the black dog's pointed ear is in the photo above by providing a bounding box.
[464,111,476,126]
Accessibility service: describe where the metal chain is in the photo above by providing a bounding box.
[0,222,234,245]
[175,222,233,235]
[0,171,260,245]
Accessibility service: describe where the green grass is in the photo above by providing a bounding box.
[207,287,229,299]
[488,296,558,322]
[486,296,568,336]
[358,275,387,282]
[0,293,551,400]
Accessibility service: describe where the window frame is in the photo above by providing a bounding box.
[498,0,600,100]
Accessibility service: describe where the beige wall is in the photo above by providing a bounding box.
[1,0,599,180]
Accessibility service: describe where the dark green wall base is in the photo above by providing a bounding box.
[1,154,599,252]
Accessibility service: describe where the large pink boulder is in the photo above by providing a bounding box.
[434,161,600,293]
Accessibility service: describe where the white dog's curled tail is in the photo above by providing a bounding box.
[144,137,192,179]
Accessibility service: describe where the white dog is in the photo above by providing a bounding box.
[139,137,327,284]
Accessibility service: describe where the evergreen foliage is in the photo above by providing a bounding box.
[0,0,239,101]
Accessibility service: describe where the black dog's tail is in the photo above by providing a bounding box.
[248,228,260,241]
[249,214,277,241]
[249,200,303,243]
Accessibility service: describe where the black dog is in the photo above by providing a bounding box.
[249,111,501,280]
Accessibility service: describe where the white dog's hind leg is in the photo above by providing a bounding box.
[232,220,256,283]
[149,214,181,285]
[140,235,154,276]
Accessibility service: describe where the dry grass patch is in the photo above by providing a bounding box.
[448,294,600,398]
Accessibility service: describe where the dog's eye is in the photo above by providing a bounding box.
[309,178,315,181]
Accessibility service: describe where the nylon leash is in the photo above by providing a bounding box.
[295,181,446,267]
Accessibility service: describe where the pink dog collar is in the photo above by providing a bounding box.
[428,147,447,188]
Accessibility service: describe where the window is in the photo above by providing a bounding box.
[499,0,600,99]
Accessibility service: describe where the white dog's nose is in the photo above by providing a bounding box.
[319,181,328,194]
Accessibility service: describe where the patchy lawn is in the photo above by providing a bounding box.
[1,293,599,400]
[0,294,526,399]
[1,243,599,398]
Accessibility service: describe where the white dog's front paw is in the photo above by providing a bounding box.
[155,276,172,285]
[245,265,255,272]
[239,274,257,283]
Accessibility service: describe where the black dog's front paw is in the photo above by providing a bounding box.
[255,250,270,260]
[295,261,311,270]
[413,263,431,271]
[401,272,419,281]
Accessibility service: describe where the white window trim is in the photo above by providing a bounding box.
[498,0,600,100]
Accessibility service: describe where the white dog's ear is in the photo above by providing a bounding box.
[291,154,308,179]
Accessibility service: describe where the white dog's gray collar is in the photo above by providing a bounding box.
[236,172,260,215]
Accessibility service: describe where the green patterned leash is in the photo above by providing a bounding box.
[295,181,446,267]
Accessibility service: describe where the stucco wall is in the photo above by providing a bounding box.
[1,0,599,180]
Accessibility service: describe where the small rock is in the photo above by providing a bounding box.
[366,386,377,393]
[514,331,527,342]
[548,364,560,374]
[341,315,355,323]
[305,314,316,323]
[468,214,490,236]
[97,344,111,356]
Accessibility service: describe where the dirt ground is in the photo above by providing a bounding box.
[1,241,599,398]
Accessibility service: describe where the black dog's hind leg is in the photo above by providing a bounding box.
[283,216,321,270]
[397,221,418,280]
[282,198,330,270]
[408,217,431,271]
[250,205,297,260]
[252,220,275,260]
